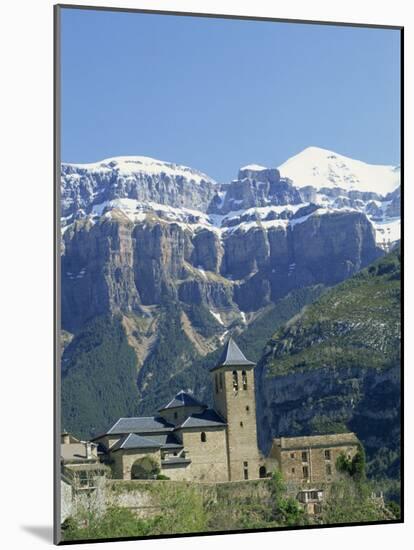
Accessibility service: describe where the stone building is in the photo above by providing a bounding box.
[268,433,360,484]
[93,338,265,482]
[61,431,109,491]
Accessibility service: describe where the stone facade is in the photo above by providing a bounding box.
[268,433,360,484]
[168,427,229,482]
[110,448,162,480]
[212,365,262,481]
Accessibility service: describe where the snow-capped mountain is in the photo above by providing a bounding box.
[61,147,400,251]
[61,155,218,219]
[278,146,400,195]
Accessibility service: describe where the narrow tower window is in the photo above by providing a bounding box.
[201,432,207,443]
[242,370,248,390]
[215,373,219,394]
[232,371,239,392]
[243,461,249,480]
[219,371,223,390]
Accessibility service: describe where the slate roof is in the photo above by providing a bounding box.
[105,416,175,435]
[211,337,255,371]
[159,390,206,411]
[179,408,226,429]
[274,433,359,451]
[142,433,183,449]
[111,433,162,452]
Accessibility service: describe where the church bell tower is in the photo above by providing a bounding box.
[211,337,261,481]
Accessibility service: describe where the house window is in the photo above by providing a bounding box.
[326,464,332,476]
[215,373,219,393]
[302,466,309,479]
[79,471,89,487]
[243,461,249,480]
[242,370,248,390]
[302,451,308,462]
[324,449,331,460]
[232,371,239,392]
[290,452,295,459]
[201,432,207,443]
[219,372,223,390]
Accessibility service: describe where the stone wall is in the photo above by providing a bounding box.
[61,480,73,523]
[110,448,161,480]
[170,427,228,482]
[271,441,359,484]
[213,366,262,480]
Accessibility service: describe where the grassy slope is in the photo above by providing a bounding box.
[265,248,401,376]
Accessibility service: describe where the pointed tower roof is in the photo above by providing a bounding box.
[158,390,206,412]
[211,337,255,371]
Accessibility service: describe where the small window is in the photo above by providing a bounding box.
[302,451,308,462]
[201,432,207,443]
[302,465,309,479]
[219,372,223,390]
[290,452,295,459]
[326,464,332,476]
[324,449,331,460]
[232,371,239,392]
[246,405,250,412]
[215,373,219,393]
[243,461,249,480]
[242,370,248,390]
[174,411,178,419]
[173,452,177,456]
[243,461,248,467]
[291,467,295,474]
[79,471,89,487]
[240,421,243,427]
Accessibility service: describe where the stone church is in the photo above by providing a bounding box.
[91,337,359,483]
[93,337,265,482]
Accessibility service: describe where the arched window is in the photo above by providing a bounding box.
[201,432,207,443]
[215,373,219,393]
[242,370,248,390]
[232,371,239,392]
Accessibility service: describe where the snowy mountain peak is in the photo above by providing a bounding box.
[63,155,217,185]
[239,164,268,172]
[278,146,399,195]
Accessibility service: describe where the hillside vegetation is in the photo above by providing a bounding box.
[265,248,400,375]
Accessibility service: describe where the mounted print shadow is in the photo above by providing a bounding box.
[55,4,403,545]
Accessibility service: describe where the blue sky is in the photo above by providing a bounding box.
[60,8,401,182]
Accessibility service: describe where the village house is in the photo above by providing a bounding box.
[267,433,360,484]
[61,431,108,491]
[62,338,361,489]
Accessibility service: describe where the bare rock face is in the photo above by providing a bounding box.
[62,216,142,332]
[385,186,401,218]
[213,168,302,215]
[61,208,381,332]
[190,229,223,272]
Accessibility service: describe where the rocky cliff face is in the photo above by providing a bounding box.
[62,207,381,332]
